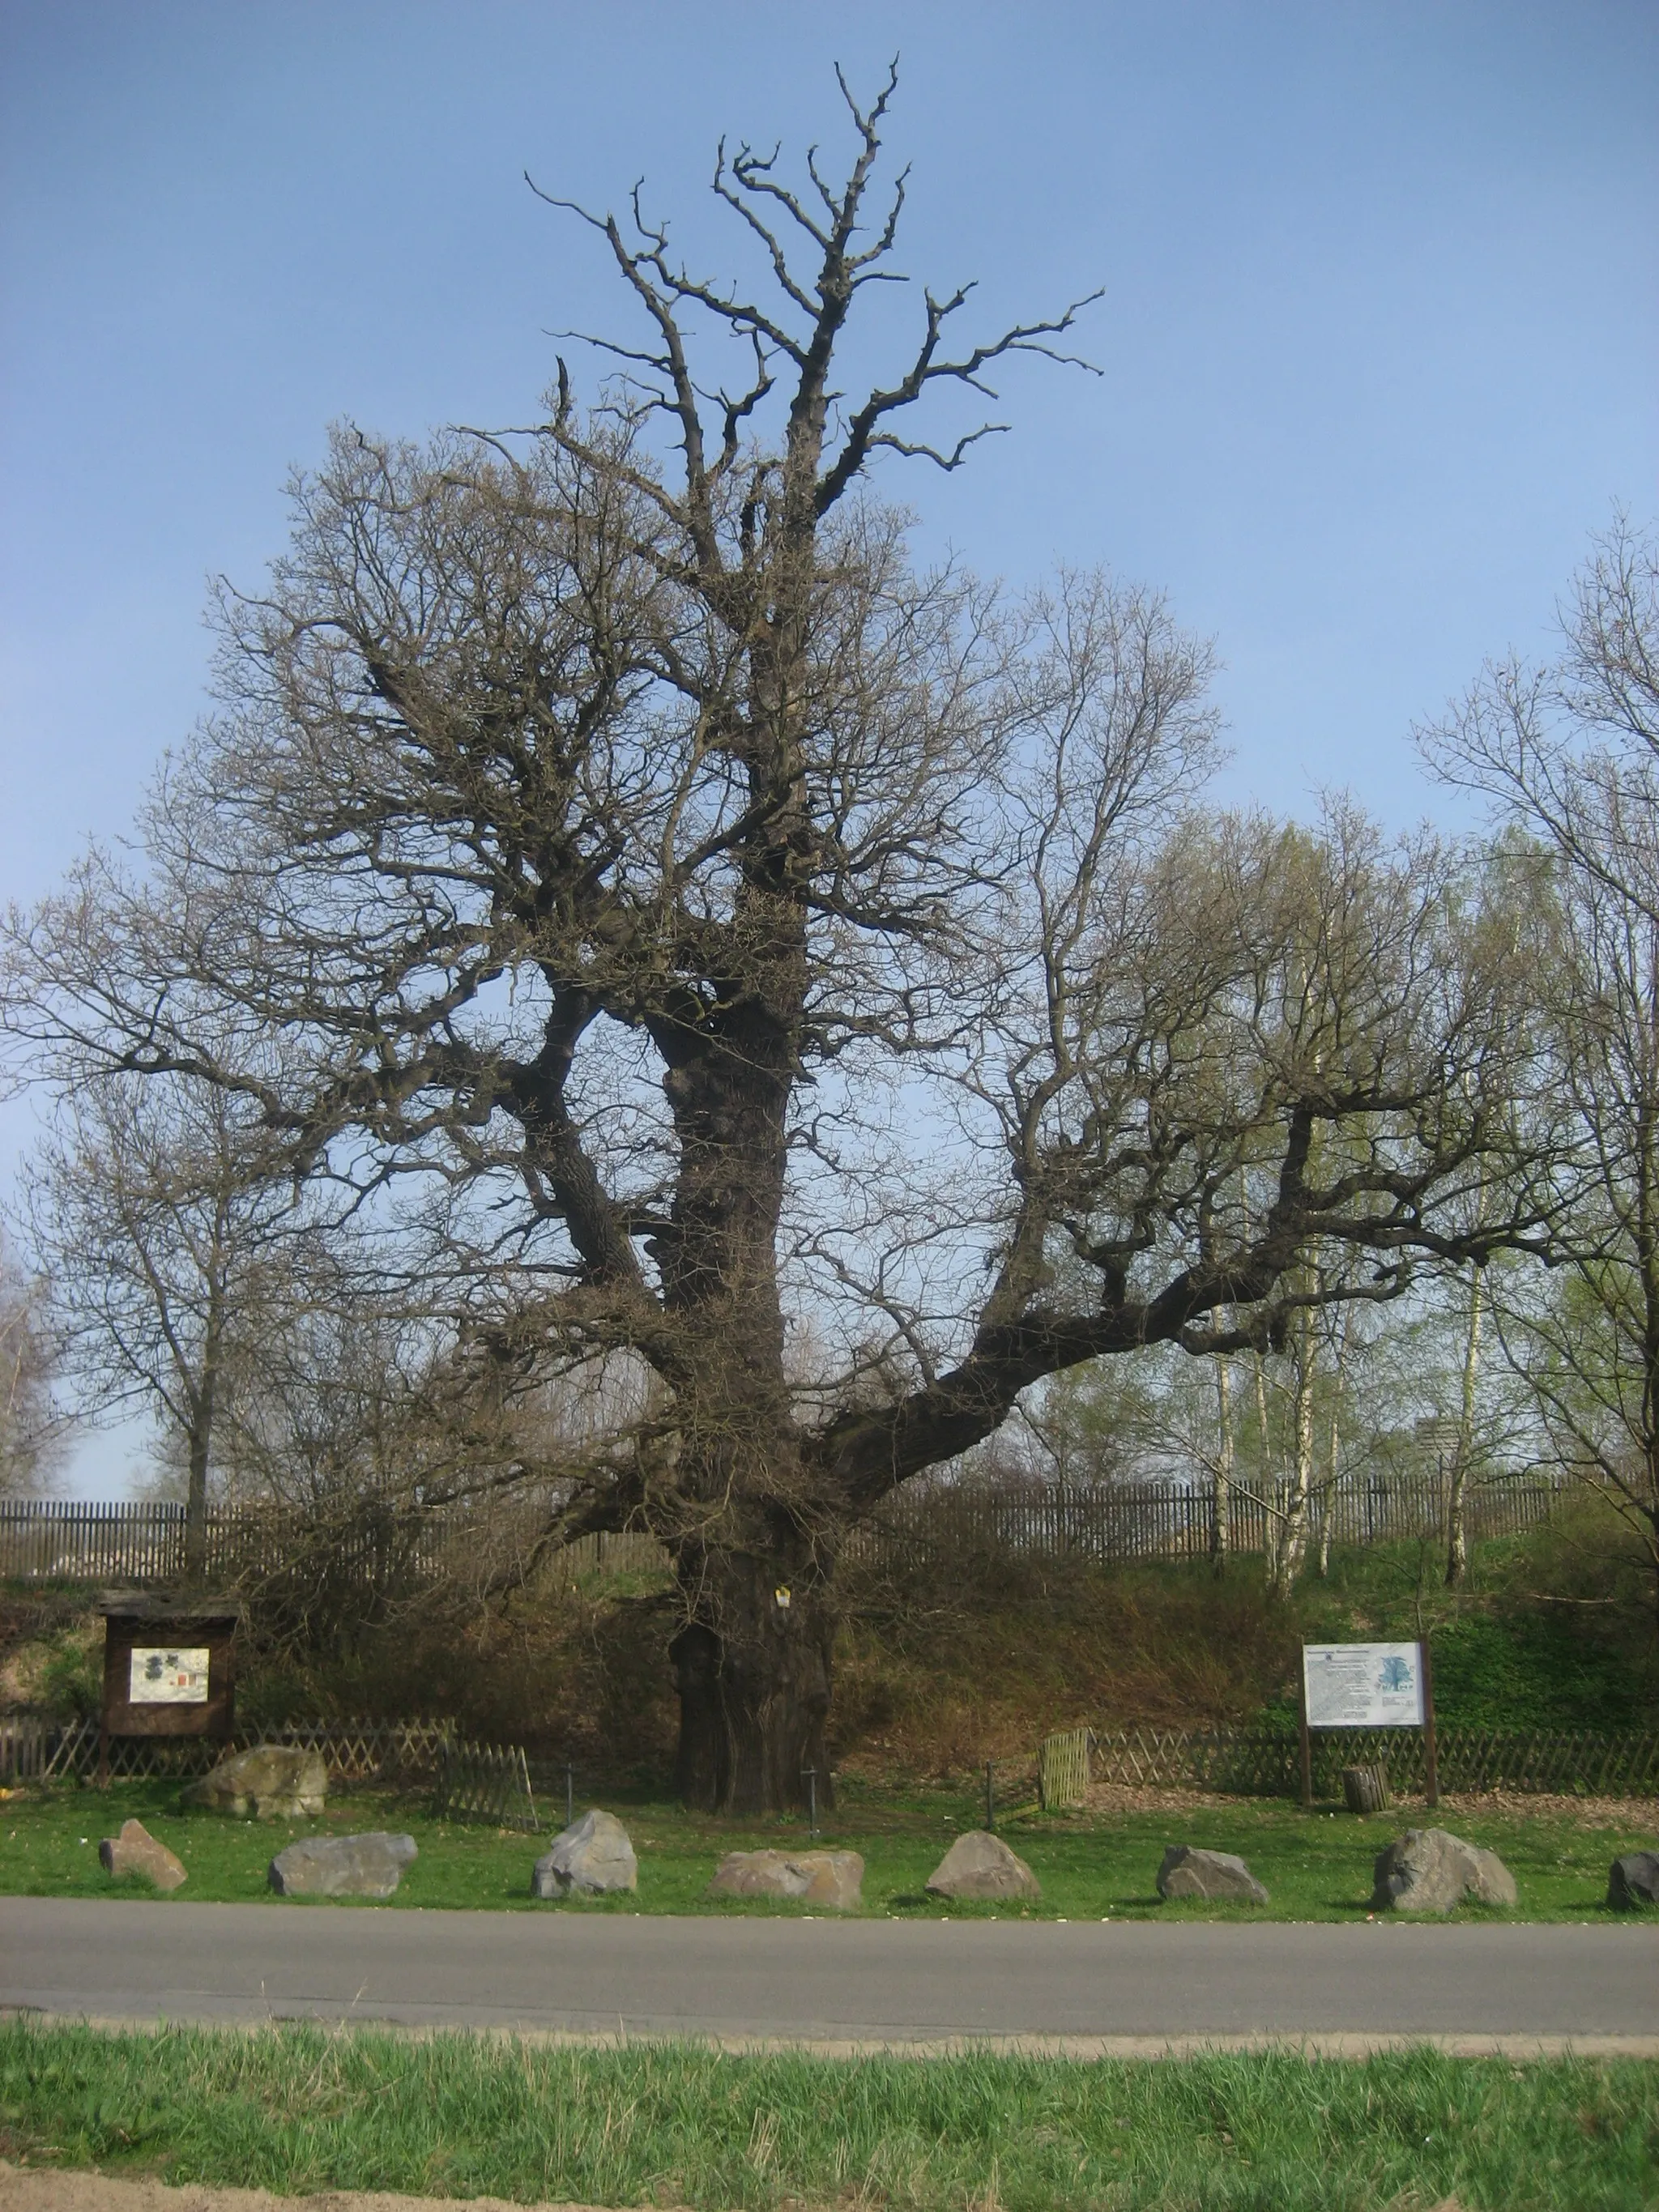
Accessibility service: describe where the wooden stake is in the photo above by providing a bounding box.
[1420,1636,1440,1808]
[1298,1650,1314,1810]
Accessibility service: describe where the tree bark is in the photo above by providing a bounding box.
[182,1286,224,1585]
[1212,1349,1233,1575]
[1445,1260,1484,1588]
[670,1542,836,1814]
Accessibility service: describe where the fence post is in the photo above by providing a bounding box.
[1298,1653,1314,1811]
[1420,1637,1440,1809]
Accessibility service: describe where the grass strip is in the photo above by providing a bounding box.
[2,2018,1656,2210]
[6,1778,1657,1920]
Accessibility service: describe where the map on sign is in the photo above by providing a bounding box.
[1302,1641,1424,1728]
[129,1646,211,1704]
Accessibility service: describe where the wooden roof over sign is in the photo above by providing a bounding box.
[96,1588,242,1624]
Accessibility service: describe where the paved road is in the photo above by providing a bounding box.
[4,1899,1658,2052]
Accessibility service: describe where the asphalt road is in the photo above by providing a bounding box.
[4,1898,1659,2052]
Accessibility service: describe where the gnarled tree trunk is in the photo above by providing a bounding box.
[670,1538,836,1814]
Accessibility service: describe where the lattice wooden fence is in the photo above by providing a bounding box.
[0,1713,461,1787]
[1088,1724,1659,1799]
[431,1739,539,1832]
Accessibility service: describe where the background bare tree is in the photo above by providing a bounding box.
[17,1070,322,1575]
[0,1230,62,1496]
[3,77,1550,1808]
[1427,518,1659,1614]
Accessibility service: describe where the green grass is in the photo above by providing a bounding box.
[3,1774,1656,1920]
[1,2018,1655,2210]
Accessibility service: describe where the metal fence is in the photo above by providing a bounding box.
[1089,1722,1659,1799]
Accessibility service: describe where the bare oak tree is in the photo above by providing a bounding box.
[4,77,1547,1807]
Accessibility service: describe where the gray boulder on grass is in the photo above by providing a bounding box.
[1371,1827,1517,1914]
[1607,1851,1659,1909]
[1156,1844,1269,1905]
[531,1809,639,1897]
[924,1830,1041,1902]
[706,1848,864,1910]
[267,1831,417,1898]
[99,1818,186,1892]
[184,1744,327,1820]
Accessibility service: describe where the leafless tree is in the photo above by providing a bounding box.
[16,1070,324,1575]
[1426,518,1659,1613]
[3,75,1552,1808]
[0,1230,62,1495]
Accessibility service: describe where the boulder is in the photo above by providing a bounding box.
[184,1744,327,1820]
[924,1830,1041,1902]
[1156,1844,1269,1905]
[531,1809,639,1897]
[1607,1851,1659,1910]
[1371,1827,1517,1915]
[267,1831,417,1898]
[99,1818,186,1892]
[706,1848,864,1910]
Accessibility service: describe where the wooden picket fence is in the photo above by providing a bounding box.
[0,1499,666,1588]
[1038,1726,1092,1809]
[1088,1723,1659,1799]
[431,1739,539,1832]
[2,1468,1569,1594]
[859,1468,1567,1567]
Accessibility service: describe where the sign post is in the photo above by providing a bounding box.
[1299,1639,1429,1810]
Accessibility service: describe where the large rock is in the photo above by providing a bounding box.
[531,1809,638,1897]
[1371,1827,1517,1915]
[99,1818,186,1892]
[184,1744,327,1820]
[1156,1844,1269,1905]
[1607,1851,1659,1909]
[267,1831,416,1898]
[924,1830,1041,1902]
[706,1848,864,1910]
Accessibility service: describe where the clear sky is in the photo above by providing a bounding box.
[2,0,1655,1492]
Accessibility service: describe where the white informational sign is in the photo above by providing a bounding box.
[128,1646,211,1705]
[1302,1641,1424,1728]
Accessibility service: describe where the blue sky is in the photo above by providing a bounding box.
[2,0,1655,1490]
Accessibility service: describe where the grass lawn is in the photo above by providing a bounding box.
[2,1772,1656,1920]
[2,2018,1656,2210]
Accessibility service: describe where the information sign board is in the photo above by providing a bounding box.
[1301,1641,1425,1728]
[128,1646,211,1705]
